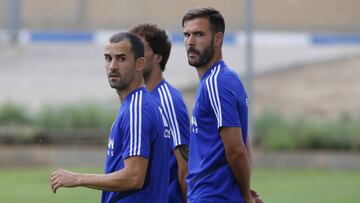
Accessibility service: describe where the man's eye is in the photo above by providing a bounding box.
[105,56,111,62]
[117,57,126,61]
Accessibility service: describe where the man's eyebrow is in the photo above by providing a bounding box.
[104,53,127,57]
[114,53,127,58]
[183,31,205,34]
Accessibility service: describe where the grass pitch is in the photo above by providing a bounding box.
[0,167,359,203]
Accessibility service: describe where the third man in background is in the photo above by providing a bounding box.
[130,23,190,203]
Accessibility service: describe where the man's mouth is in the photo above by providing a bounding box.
[187,49,199,57]
[109,74,120,79]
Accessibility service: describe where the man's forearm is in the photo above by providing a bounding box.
[78,171,143,192]
[227,146,251,201]
[174,147,188,203]
[220,127,252,202]
[178,170,188,203]
[51,157,148,193]
[246,140,253,172]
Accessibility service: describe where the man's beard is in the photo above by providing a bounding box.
[108,70,134,91]
[142,56,154,81]
[187,40,215,68]
[142,67,151,81]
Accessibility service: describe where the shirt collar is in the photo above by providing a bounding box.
[200,60,224,81]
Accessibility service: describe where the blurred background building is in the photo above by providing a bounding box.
[1,0,360,32]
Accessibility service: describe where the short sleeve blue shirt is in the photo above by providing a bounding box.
[101,87,169,203]
[151,80,190,203]
[187,61,248,203]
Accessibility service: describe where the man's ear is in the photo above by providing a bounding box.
[135,57,145,71]
[214,32,223,47]
[154,54,163,64]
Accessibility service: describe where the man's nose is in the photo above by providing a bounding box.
[186,35,195,46]
[109,59,117,70]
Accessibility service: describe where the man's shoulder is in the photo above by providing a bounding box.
[141,92,161,110]
[162,80,181,93]
[119,90,158,119]
[218,63,239,78]
[217,65,243,87]
[203,66,239,88]
[158,80,185,102]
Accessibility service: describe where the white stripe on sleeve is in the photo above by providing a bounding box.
[213,66,222,127]
[133,92,138,156]
[159,85,178,146]
[158,88,176,147]
[129,94,134,156]
[163,83,181,145]
[137,91,143,155]
[206,65,222,128]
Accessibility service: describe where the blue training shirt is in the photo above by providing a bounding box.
[151,80,190,203]
[102,87,169,203]
[187,61,248,203]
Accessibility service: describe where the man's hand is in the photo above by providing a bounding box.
[50,169,80,193]
[251,189,264,203]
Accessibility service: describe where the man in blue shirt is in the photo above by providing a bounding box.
[182,7,262,203]
[50,32,169,203]
[130,23,190,203]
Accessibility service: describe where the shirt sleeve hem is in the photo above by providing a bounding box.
[122,153,150,160]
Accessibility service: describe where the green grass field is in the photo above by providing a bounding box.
[0,167,359,203]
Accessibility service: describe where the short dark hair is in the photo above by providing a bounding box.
[129,23,172,71]
[182,7,225,34]
[109,32,144,60]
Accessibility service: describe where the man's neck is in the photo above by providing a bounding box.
[196,52,222,79]
[144,66,164,92]
[117,75,144,102]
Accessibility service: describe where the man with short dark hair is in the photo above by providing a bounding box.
[130,23,190,203]
[182,7,261,203]
[50,32,169,203]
